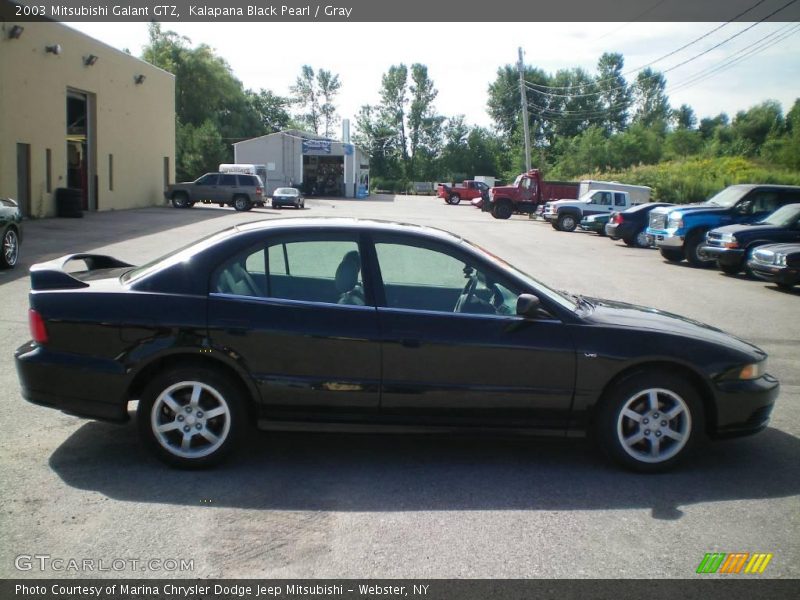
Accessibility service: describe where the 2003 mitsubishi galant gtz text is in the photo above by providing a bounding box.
[15,218,779,471]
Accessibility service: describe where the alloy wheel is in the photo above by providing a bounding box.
[150,381,231,459]
[616,387,691,464]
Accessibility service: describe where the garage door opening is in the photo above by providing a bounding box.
[303,155,344,196]
[67,90,96,211]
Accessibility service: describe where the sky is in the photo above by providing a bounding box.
[68,21,800,133]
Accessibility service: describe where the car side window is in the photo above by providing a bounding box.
[743,191,780,214]
[614,193,626,206]
[220,174,237,186]
[214,238,365,305]
[196,174,218,186]
[374,241,521,315]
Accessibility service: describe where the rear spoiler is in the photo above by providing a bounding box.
[30,254,133,291]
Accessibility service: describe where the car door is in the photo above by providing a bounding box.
[218,173,238,203]
[207,231,381,417]
[584,191,612,216]
[193,173,219,202]
[368,233,576,433]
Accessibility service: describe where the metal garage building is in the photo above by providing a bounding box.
[0,6,175,217]
[233,127,369,199]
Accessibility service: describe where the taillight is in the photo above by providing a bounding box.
[29,309,48,344]
[256,187,263,196]
[613,213,624,224]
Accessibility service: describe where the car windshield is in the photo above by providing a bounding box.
[757,203,800,226]
[462,240,578,312]
[704,185,750,208]
[274,188,298,196]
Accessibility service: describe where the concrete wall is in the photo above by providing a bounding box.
[0,19,175,217]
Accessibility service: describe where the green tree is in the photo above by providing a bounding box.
[141,22,269,180]
[596,52,631,134]
[317,69,342,138]
[631,68,670,132]
[290,65,321,134]
[407,64,442,179]
[672,104,697,130]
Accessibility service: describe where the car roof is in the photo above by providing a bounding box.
[234,217,465,243]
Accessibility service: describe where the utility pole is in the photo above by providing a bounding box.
[518,47,532,171]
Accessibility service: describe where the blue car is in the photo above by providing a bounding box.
[646,184,800,267]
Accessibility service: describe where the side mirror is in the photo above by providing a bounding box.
[516,294,541,318]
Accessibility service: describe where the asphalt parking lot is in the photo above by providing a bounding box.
[0,195,798,579]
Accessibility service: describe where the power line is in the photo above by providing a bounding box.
[523,0,776,93]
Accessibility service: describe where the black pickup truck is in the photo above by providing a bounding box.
[701,203,800,275]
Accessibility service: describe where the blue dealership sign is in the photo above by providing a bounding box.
[302,140,332,154]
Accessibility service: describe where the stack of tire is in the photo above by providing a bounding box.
[55,188,83,218]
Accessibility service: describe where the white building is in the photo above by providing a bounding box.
[233,128,369,198]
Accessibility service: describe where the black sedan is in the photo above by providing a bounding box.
[701,203,800,275]
[1,197,23,269]
[271,187,305,209]
[15,219,779,472]
[605,202,674,248]
[747,243,800,289]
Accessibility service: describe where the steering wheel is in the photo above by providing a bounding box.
[453,274,478,313]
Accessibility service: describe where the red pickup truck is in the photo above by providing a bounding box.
[438,180,490,205]
[486,169,579,219]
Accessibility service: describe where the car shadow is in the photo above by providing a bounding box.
[49,420,800,520]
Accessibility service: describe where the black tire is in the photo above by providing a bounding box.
[685,231,714,268]
[595,370,704,473]
[557,213,578,233]
[550,221,560,230]
[491,200,513,220]
[233,195,252,212]
[137,366,247,469]
[623,237,636,247]
[1,227,20,269]
[777,282,795,291]
[448,193,461,205]
[719,261,742,276]
[660,247,684,263]
[171,193,190,209]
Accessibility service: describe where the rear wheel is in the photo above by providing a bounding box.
[448,193,461,205]
[633,229,650,248]
[557,213,578,232]
[595,371,703,472]
[660,248,684,263]
[233,195,252,212]
[1,227,19,269]
[137,367,246,468]
[171,193,190,209]
[492,200,513,220]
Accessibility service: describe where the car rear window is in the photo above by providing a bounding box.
[238,175,259,186]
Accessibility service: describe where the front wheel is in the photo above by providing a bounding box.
[1,227,20,269]
[685,231,714,268]
[557,213,578,232]
[660,247,684,263]
[595,371,703,472]
[137,367,246,468]
[448,193,461,205]
[171,193,190,209]
[491,201,513,220]
[719,261,742,275]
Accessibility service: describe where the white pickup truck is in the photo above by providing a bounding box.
[543,185,651,232]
